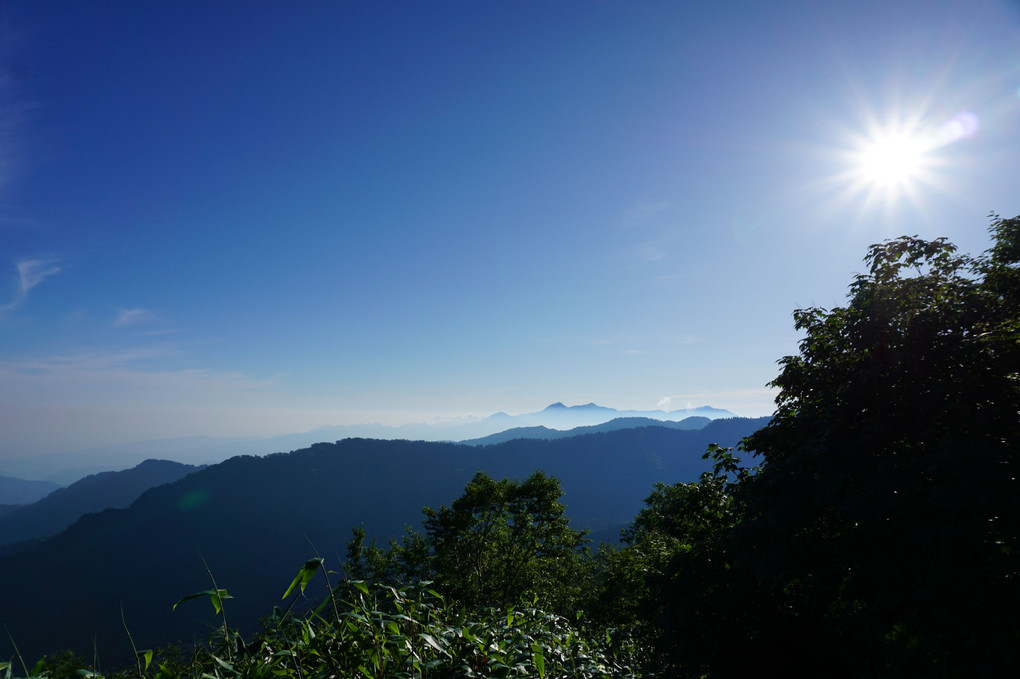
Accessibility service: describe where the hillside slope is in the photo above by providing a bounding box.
[0,459,202,553]
[0,476,60,505]
[0,418,767,664]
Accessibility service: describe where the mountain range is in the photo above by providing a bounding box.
[0,459,202,555]
[461,415,712,445]
[0,476,60,506]
[0,403,737,482]
[0,416,767,664]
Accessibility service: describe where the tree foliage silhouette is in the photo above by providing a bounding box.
[667,216,1020,677]
[423,471,591,612]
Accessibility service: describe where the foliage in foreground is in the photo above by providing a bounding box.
[346,470,593,618]
[653,216,1020,677]
[3,567,641,679]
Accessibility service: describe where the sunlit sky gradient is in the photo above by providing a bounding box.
[2,1,1019,460]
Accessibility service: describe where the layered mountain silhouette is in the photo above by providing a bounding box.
[0,417,767,664]
[0,403,737,482]
[461,415,712,445]
[0,459,202,555]
[445,403,732,440]
[0,476,60,505]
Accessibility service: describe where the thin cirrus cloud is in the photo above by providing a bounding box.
[1,258,61,312]
[657,388,778,416]
[1,348,274,401]
[113,307,161,327]
[619,200,672,229]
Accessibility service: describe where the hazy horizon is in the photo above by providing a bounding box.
[2,2,1018,463]
[1,400,754,481]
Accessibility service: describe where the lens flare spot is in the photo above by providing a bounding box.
[939,111,979,144]
[177,488,210,511]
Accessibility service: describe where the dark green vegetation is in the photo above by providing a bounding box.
[0,420,765,668]
[3,216,1017,677]
[347,471,593,615]
[650,216,1020,677]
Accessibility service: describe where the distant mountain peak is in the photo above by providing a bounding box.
[543,402,608,411]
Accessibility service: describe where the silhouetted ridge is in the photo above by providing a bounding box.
[0,459,202,553]
[0,419,768,664]
[0,476,60,505]
[462,416,715,445]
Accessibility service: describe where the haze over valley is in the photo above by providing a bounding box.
[0,401,735,482]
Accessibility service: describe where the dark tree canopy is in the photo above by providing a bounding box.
[422,471,590,612]
[345,470,591,614]
[592,445,751,654]
[677,216,1020,677]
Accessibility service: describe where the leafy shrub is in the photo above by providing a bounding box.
[6,560,641,679]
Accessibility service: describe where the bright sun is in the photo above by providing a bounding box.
[816,98,978,217]
[827,113,954,212]
[857,131,927,188]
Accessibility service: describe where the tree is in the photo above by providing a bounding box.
[343,525,429,585]
[675,217,1020,676]
[592,445,752,669]
[422,471,590,612]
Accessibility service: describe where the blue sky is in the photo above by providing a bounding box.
[2,1,1019,459]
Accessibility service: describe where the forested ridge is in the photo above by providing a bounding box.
[4,215,1018,678]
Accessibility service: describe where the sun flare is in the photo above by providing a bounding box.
[818,106,971,217]
[857,131,927,188]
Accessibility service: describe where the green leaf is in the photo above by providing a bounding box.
[533,650,546,678]
[419,633,449,656]
[281,558,324,599]
[173,588,232,613]
[211,655,234,672]
[137,649,153,672]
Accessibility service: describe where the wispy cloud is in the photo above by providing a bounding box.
[114,307,161,327]
[17,259,60,294]
[1,348,273,399]
[656,388,779,417]
[1,258,61,312]
[620,200,672,229]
